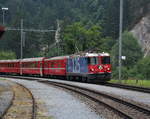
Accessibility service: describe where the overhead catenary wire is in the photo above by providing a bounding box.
[6,27,56,32]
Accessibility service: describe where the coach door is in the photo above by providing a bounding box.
[40,62,43,77]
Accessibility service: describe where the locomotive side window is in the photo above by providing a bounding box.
[102,56,110,64]
[87,57,98,65]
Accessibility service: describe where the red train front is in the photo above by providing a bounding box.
[67,53,111,82]
[87,53,111,81]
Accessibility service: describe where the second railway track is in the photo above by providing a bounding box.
[1,75,150,94]
[39,80,150,119]
[104,82,150,93]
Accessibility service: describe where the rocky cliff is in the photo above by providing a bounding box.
[131,14,150,57]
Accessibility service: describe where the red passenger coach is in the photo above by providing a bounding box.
[43,56,69,78]
[0,60,20,74]
[21,57,45,76]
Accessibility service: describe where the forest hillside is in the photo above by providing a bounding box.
[0,0,149,79]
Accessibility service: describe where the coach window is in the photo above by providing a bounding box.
[33,63,36,68]
[47,62,49,67]
[34,62,37,68]
[51,62,54,68]
[58,62,61,67]
[48,62,50,67]
[44,62,46,67]
[36,62,39,67]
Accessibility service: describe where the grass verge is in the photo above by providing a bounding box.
[0,78,6,80]
[109,79,150,88]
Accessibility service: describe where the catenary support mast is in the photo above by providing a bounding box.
[119,0,123,80]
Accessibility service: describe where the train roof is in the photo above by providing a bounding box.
[70,52,110,57]
[0,59,20,63]
[45,56,69,61]
[85,53,110,57]
[21,57,45,62]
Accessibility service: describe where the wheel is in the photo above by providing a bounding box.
[86,78,91,83]
[82,77,87,82]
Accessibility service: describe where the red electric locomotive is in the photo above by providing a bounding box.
[67,53,111,82]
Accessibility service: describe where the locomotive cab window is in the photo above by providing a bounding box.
[102,56,110,64]
[88,57,98,65]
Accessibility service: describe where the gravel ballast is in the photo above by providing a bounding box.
[7,78,105,119]
[38,78,150,106]
[0,81,13,117]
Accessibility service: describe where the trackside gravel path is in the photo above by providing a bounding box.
[0,81,13,118]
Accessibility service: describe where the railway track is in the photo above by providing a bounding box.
[1,75,150,118]
[16,82,37,119]
[104,82,150,93]
[1,75,150,94]
[1,81,36,119]
[39,80,150,119]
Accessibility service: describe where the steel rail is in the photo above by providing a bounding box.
[40,80,133,119]
[2,74,150,94]
[104,82,150,93]
[1,75,150,94]
[16,82,36,119]
[0,80,37,119]
[39,81,150,115]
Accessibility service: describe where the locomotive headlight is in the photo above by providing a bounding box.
[98,65,103,70]
[107,68,110,70]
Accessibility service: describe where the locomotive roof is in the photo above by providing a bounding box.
[45,56,69,61]
[21,57,45,62]
[86,53,110,56]
[0,59,20,63]
[70,52,110,57]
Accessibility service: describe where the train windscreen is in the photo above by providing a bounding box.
[87,57,99,65]
[102,56,110,64]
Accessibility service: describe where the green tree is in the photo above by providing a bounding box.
[136,57,150,80]
[111,31,143,79]
[62,22,111,55]
[111,31,143,69]
[0,0,149,58]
